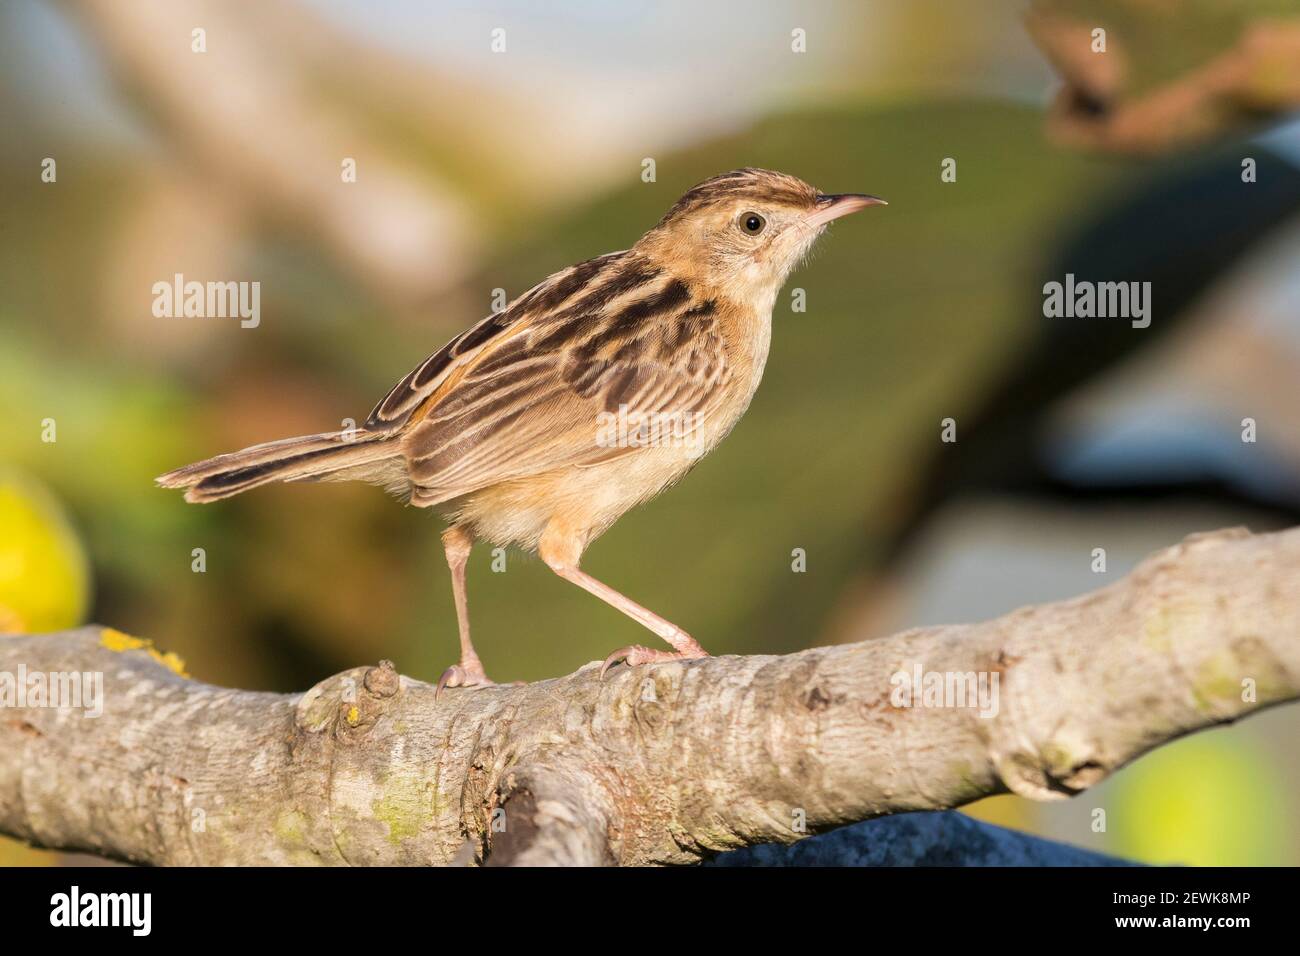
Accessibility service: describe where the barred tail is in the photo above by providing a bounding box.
[156,430,404,503]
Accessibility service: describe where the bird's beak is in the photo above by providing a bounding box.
[805,193,887,228]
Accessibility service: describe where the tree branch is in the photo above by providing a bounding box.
[1,526,1296,865]
[1026,4,1300,154]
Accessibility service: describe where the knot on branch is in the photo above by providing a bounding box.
[364,660,400,698]
[295,662,403,737]
[994,726,1107,800]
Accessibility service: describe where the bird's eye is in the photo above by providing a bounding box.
[739,212,766,235]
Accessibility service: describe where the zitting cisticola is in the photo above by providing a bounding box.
[158,168,885,691]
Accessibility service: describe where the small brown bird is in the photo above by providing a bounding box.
[158,168,884,691]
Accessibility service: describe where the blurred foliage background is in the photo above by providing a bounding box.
[2,0,1299,866]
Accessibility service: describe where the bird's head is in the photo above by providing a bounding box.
[637,168,885,305]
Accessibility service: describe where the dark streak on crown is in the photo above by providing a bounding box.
[656,168,820,228]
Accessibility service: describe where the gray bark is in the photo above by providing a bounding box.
[1,526,1296,866]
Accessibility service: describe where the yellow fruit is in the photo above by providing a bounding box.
[0,473,90,633]
[1109,733,1287,865]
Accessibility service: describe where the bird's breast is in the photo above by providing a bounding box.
[711,304,774,438]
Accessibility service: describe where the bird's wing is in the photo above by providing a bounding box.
[363,252,620,433]
[383,255,732,503]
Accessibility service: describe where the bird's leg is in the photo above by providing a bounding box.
[539,526,708,677]
[549,565,710,676]
[436,525,496,696]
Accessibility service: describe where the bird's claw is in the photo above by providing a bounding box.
[599,645,707,679]
[435,660,496,699]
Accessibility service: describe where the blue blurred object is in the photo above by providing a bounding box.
[708,811,1135,866]
[1044,395,1300,509]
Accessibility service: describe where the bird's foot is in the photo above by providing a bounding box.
[436,658,511,699]
[600,644,709,679]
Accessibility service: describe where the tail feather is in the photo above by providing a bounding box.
[157,430,404,503]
